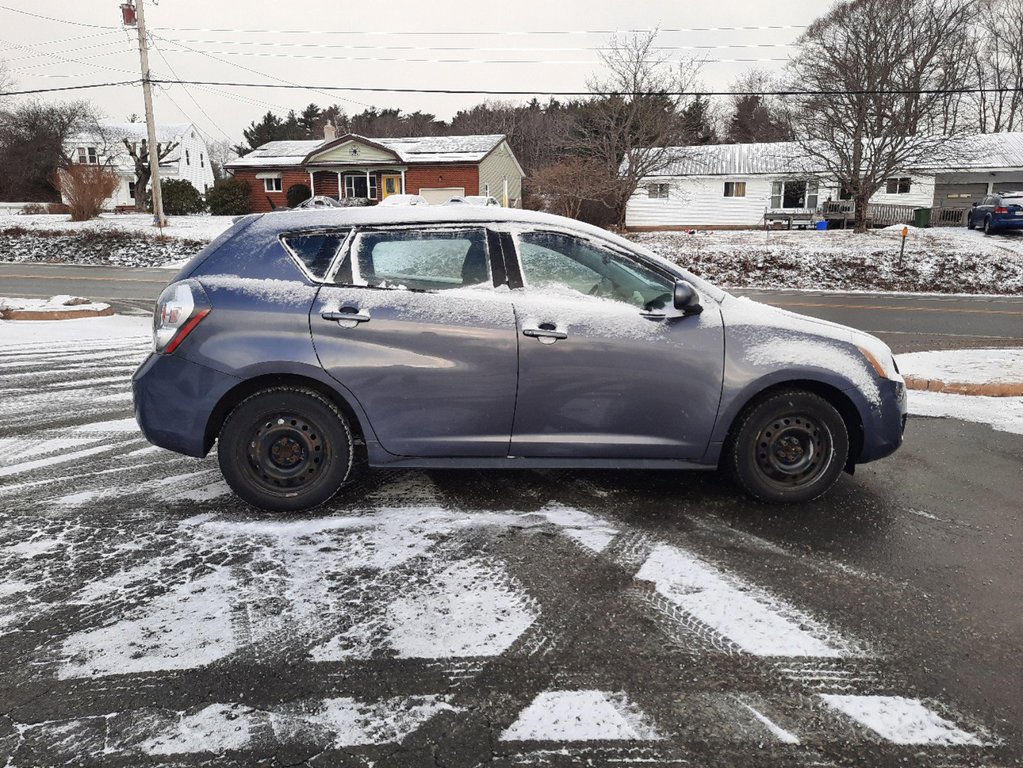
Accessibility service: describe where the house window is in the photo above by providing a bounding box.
[77,146,98,165]
[771,180,818,209]
[647,183,670,199]
[128,181,136,200]
[344,174,378,199]
[185,149,190,166]
[200,153,205,168]
[263,177,283,192]
[723,181,747,198]
[886,177,912,194]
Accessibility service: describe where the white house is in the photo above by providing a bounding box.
[626,132,1023,229]
[64,121,215,209]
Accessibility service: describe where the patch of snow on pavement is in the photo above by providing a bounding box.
[820,695,985,746]
[501,690,661,741]
[635,544,852,657]
[284,695,458,747]
[58,567,237,678]
[908,391,1023,435]
[0,314,150,347]
[142,704,255,755]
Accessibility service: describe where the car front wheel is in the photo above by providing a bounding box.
[218,387,353,512]
[967,214,976,230]
[728,389,849,503]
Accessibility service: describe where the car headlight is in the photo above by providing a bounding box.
[856,343,902,382]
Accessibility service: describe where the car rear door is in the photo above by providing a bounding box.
[310,226,518,458]
[505,229,725,460]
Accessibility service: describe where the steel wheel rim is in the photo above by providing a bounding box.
[245,412,328,492]
[754,413,832,488]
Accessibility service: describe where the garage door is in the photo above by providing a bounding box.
[934,183,988,206]
[418,187,465,205]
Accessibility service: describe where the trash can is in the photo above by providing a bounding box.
[815,220,828,230]
[913,207,932,228]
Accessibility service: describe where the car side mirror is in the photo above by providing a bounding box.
[972,202,978,207]
[673,279,703,316]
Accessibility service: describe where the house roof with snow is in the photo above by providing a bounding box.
[645,132,1023,177]
[226,133,510,169]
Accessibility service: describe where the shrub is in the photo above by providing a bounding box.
[57,165,120,222]
[19,203,46,215]
[46,202,70,215]
[206,177,252,216]
[287,183,311,208]
[149,178,207,216]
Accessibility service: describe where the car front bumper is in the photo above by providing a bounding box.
[132,352,241,458]
[854,378,908,464]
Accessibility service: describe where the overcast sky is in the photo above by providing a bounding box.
[0,0,830,146]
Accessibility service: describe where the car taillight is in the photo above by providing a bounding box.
[995,207,1009,214]
[153,280,211,354]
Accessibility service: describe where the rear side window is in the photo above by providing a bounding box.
[1003,195,1023,205]
[282,230,349,279]
[350,228,491,291]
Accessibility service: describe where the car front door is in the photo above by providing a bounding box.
[310,226,518,458]
[506,230,725,460]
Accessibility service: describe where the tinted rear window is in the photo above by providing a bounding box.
[282,230,349,279]
[1003,196,1023,204]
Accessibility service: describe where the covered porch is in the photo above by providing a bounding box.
[306,166,407,202]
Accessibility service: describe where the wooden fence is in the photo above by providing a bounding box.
[819,201,968,228]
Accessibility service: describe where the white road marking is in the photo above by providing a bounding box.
[501,690,661,742]
[739,702,800,745]
[820,695,985,746]
[635,544,852,657]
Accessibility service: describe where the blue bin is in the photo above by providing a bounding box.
[815,220,828,230]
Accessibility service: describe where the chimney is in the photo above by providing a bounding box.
[323,123,336,141]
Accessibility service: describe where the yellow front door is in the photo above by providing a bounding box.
[381,174,401,198]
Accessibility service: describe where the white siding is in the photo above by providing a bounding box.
[478,141,523,207]
[627,173,936,228]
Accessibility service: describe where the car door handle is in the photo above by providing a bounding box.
[522,325,568,342]
[321,309,371,323]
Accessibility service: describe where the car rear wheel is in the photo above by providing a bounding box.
[983,216,994,235]
[218,387,353,512]
[728,389,849,503]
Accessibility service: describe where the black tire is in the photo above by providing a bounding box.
[983,216,993,235]
[727,389,849,504]
[217,387,353,512]
[967,214,976,230]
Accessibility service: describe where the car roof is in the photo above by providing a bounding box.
[243,205,615,241]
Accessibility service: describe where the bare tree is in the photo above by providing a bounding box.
[566,31,703,228]
[529,158,612,219]
[0,100,97,202]
[101,130,180,212]
[788,0,977,232]
[0,58,13,97]
[971,0,1023,132]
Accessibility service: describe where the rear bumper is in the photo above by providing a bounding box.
[989,217,1023,230]
[132,353,241,457]
[854,378,908,464]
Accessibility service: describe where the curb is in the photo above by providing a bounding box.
[903,375,1023,397]
[0,306,114,321]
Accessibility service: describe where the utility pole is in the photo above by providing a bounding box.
[125,0,166,228]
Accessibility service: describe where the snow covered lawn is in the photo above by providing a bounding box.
[2,212,234,242]
[631,226,1023,294]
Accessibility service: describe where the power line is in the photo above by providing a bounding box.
[153,46,789,66]
[0,79,137,96]
[147,79,1023,98]
[150,38,232,140]
[0,4,115,29]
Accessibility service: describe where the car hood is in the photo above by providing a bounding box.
[720,293,899,376]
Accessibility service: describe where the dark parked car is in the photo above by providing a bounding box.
[967,191,1023,234]
[134,207,907,512]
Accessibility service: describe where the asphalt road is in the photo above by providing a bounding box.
[0,329,1020,767]
[3,262,1022,352]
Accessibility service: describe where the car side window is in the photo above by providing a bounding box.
[346,228,491,292]
[281,229,349,280]
[517,231,673,310]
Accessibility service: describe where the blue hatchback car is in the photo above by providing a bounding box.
[968,191,1023,234]
[133,207,907,511]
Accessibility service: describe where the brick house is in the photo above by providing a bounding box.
[226,129,524,213]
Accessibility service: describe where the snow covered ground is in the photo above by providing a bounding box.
[0,312,1014,765]
[2,213,235,242]
[631,226,1023,294]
